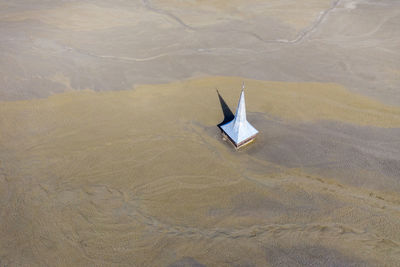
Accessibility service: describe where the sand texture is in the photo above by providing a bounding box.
[1,77,400,266]
[1,0,400,266]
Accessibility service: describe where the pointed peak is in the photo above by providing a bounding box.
[219,82,258,147]
[232,83,247,131]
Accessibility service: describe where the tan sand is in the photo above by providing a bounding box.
[1,77,399,266]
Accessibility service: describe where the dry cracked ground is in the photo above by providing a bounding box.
[1,0,400,266]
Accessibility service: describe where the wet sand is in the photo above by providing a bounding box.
[1,0,400,266]
[1,0,400,104]
[1,77,400,266]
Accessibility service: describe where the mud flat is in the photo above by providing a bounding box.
[1,0,400,265]
[1,0,400,104]
[1,77,400,266]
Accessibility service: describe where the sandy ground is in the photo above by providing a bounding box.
[1,77,400,266]
[0,0,399,104]
[1,0,400,266]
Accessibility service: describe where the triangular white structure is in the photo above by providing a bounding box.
[220,82,258,148]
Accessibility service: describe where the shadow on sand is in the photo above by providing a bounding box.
[217,89,234,128]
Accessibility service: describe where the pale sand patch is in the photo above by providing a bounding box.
[47,72,75,91]
[0,3,156,31]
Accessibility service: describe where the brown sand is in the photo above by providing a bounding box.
[1,0,400,265]
[1,77,399,266]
